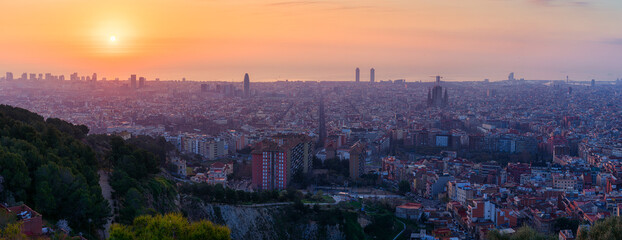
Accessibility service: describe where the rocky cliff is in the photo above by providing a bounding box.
[182,197,347,240]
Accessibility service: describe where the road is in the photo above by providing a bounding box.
[393,219,406,240]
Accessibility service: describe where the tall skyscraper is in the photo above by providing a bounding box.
[427,76,448,108]
[92,73,97,82]
[21,73,27,81]
[243,73,250,98]
[5,72,13,81]
[508,72,515,81]
[355,67,360,82]
[139,77,146,88]
[130,74,137,89]
[370,68,375,83]
[29,73,36,81]
[318,96,326,147]
[591,79,595,87]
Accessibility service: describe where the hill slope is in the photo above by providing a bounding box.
[0,105,110,237]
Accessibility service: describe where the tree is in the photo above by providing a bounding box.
[109,213,230,240]
[119,188,144,224]
[487,225,555,240]
[56,219,72,234]
[576,216,622,240]
[0,222,26,240]
[553,217,581,235]
[0,105,111,237]
[398,180,411,195]
[486,229,510,240]
[0,150,31,200]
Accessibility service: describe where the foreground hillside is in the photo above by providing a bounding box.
[0,105,232,239]
[0,105,110,237]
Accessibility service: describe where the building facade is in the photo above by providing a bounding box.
[252,134,313,190]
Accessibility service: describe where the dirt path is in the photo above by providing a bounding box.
[98,170,114,239]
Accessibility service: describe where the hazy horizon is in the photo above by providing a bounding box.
[2,0,622,82]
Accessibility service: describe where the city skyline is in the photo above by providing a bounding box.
[1,0,622,82]
[3,69,620,83]
[2,1,622,239]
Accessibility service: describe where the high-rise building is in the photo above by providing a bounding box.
[130,75,137,89]
[20,73,27,81]
[427,76,448,108]
[92,73,97,82]
[29,73,36,81]
[243,73,250,98]
[349,141,366,180]
[139,77,146,88]
[5,72,13,81]
[70,73,78,81]
[197,138,227,160]
[591,79,595,87]
[251,134,313,190]
[355,68,360,82]
[508,72,515,81]
[318,96,326,147]
[370,68,375,83]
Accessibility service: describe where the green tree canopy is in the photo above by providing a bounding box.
[577,216,622,240]
[487,225,555,240]
[109,213,231,240]
[0,105,110,238]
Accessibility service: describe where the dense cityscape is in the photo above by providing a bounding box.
[3,0,622,239]
[0,70,621,239]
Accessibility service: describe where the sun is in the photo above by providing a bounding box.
[110,36,116,42]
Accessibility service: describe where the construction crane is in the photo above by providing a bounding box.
[429,75,443,84]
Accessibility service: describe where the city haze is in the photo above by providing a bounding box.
[1,0,622,81]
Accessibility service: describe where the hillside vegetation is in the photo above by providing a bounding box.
[0,105,110,237]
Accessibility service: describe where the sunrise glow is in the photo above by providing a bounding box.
[1,0,621,81]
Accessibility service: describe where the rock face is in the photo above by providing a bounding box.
[182,198,346,240]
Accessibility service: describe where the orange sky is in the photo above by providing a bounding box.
[1,0,621,82]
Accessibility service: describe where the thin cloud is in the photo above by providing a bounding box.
[266,1,327,7]
[605,38,622,45]
[529,0,591,7]
[265,1,380,12]
[328,5,374,11]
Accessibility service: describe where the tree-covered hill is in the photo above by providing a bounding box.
[0,104,110,237]
[86,134,178,224]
